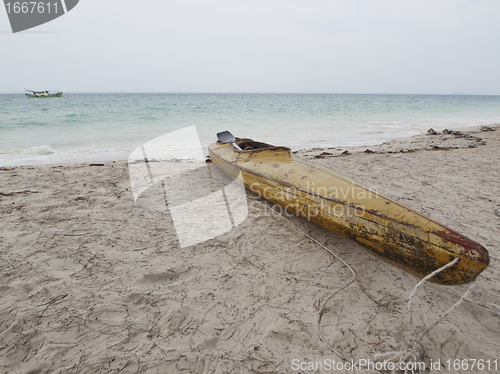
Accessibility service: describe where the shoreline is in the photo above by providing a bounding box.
[294,124,498,157]
[2,124,498,169]
[1,125,499,373]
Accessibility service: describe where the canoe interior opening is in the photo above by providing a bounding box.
[236,139,289,151]
[238,141,272,150]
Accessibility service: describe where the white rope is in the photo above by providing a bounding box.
[230,151,475,365]
[407,257,460,343]
[375,256,477,369]
[414,278,475,343]
[251,199,356,361]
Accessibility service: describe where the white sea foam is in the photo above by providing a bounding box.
[0,145,137,167]
[0,144,56,157]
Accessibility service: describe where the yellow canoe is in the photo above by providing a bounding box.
[208,137,489,285]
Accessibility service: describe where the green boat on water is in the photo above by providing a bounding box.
[25,89,63,98]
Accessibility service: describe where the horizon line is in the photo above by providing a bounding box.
[1,91,495,96]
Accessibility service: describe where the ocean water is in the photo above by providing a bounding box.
[0,93,499,166]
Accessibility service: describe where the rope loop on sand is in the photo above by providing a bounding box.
[407,257,460,342]
[376,256,476,371]
[244,175,475,367]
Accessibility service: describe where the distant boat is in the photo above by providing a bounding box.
[25,89,63,98]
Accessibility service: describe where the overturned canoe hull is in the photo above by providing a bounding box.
[208,138,489,285]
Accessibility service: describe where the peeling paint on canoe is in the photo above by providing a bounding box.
[208,138,490,285]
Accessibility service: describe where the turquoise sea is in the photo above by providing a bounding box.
[0,93,499,166]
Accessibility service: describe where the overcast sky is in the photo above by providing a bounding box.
[1,0,499,94]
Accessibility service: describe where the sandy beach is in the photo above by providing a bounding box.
[1,125,499,373]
